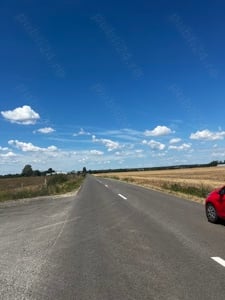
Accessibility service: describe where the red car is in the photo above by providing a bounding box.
[205,186,225,223]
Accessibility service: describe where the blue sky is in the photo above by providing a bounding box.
[1,0,225,174]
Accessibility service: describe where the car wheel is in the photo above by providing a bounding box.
[206,203,218,223]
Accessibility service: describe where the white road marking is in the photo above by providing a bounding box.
[34,217,81,231]
[118,193,127,200]
[105,184,108,188]
[211,257,225,267]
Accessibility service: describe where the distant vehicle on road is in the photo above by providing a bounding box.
[205,186,225,223]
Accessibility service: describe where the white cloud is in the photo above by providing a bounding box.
[115,151,121,156]
[89,150,104,155]
[46,145,58,151]
[190,129,225,141]
[8,140,58,152]
[135,149,144,153]
[144,125,173,137]
[92,135,120,151]
[36,127,55,134]
[1,105,40,125]
[73,128,91,136]
[143,139,165,150]
[0,146,9,151]
[212,151,225,157]
[168,143,191,151]
[0,151,17,158]
[6,125,225,174]
[169,138,181,144]
[151,152,167,157]
[134,149,145,158]
[115,150,130,157]
[95,129,142,142]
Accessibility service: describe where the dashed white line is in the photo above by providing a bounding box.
[118,193,127,200]
[105,184,109,188]
[211,257,225,267]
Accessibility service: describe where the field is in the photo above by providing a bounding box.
[0,174,84,202]
[100,166,225,203]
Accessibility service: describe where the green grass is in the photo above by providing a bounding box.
[162,182,211,198]
[123,177,135,183]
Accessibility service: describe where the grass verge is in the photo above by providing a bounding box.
[101,175,211,203]
[0,174,84,202]
[161,182,211,199]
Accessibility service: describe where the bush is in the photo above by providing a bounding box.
[162,182,211,198]
[47,174,68,186]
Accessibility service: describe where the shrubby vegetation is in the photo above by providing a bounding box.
[0,165,86,202]
[161,182,211,198]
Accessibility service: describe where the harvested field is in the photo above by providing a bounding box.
[99,166,225,203]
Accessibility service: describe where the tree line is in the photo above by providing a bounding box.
[21,164,55,176]
[0,165,88,178]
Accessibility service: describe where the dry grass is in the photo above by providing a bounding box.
[0,175,83,202]
[99,166,225,203]
[0,176,46,189]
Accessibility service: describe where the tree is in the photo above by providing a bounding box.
[21,164,33,176]
[208,160,218,167]
[33,169,41,176]
[46,168,55,175]
[82,166,87,176]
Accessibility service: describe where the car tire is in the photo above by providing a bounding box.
[206,203,219,223]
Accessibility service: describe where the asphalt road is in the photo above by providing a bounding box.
[1,175,225,299]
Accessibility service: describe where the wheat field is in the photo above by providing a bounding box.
[100,166,225,202]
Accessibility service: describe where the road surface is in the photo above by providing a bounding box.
[1,175,225,299]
